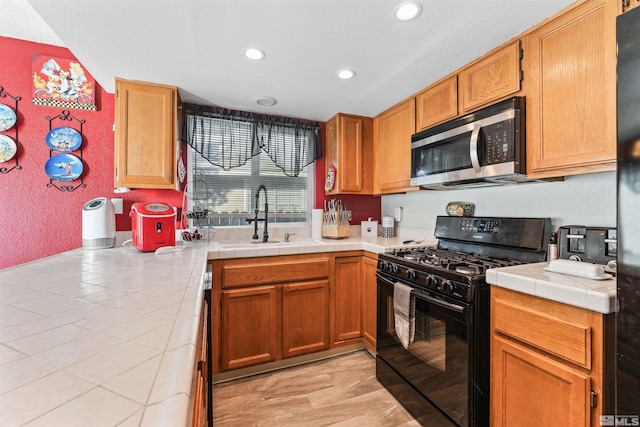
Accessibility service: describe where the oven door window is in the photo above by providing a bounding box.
[378,285,470,426]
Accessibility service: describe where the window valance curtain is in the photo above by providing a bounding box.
[182,103,322,177]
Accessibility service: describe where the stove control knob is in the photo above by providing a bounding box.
[390,264,399,274]
[426,276,434,288]
[407,269,419,280]
[434,278,443,291]
[442,280,454,295]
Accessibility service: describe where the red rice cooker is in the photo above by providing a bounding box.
[130,202,176,252]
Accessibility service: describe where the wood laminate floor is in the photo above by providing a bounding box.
[213,351,421,426]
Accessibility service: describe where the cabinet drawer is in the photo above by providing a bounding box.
[492,289,592,369]
[222,257,330,288]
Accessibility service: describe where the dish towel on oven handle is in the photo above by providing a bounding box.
[394,282,415,349]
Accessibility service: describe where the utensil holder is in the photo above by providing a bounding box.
[382,216,395,238]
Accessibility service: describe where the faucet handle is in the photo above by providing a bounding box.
[284,232,295,242]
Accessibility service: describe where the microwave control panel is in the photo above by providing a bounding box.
[483,120,514,165]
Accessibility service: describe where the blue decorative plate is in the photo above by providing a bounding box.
[0,104,17,132]
[45,153,83,182]
[46,127,82,153]
[0,135,17,163]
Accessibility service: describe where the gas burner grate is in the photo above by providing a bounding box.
[389,246,525,276]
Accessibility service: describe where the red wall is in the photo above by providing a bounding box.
[314,122,382,223]
[0,37,181,269]
[0,36,380,269]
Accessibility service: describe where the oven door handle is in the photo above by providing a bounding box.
[378,272,467,314]
[414,291,466,314]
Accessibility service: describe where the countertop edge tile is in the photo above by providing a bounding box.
[487,262,616,314]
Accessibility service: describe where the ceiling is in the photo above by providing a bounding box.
[2,0,575,122]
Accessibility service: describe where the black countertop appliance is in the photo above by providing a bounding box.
[616,6,640,416]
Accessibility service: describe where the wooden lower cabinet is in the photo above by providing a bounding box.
[282,280,330,358]
[491,287,613,427]
[213,252,379,374]
[221,286,278,371]
[213,254,331,373]
[362,254,378,352]
[332,256,363,345]
[191,296,209,427]
[492,335,591,426]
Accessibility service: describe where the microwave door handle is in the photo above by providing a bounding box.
[469,123,482,173]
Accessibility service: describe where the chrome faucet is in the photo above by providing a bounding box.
[247,184,269,242]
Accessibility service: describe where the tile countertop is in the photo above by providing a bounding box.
[0,236,429,427]
[486,262,617,314]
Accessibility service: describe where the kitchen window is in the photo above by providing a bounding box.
[187,147,313,226]
[182,104,321,227]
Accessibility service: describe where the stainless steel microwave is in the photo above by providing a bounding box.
[410,96,526,189]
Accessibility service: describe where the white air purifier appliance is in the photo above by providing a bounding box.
[82,197,116,249]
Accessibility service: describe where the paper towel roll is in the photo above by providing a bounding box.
[312,209,323,238]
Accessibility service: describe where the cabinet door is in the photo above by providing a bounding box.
[192,298,208,427]
[373,98,417,194]
[221,286,278,371]
[191,367,206,427]
[340,115,364,192]
[458,41,521,113]
[282,280,329,358]
[491,335,590,427]
[114,78,179,189]
[415,75,458,131]
[325,114,373,195]
[524,0,617,178]
[332,257,363,344]
[325,115,339,194]
[362,255,378,352]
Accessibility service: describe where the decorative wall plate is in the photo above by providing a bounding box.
[46,126,82,152]
[0,135,17,163]
[0,104,17,132]
[45,153,83,182]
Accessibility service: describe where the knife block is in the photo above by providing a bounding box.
[322,223,350,239]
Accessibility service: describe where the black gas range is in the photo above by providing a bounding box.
[376,216,552,427]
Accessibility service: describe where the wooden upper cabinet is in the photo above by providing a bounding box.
[523,0,617,178]
[373,98,418,194]
[458,41,522,113]
[415,75,458,131]
[325,113,373,195]
[114,78,181,189]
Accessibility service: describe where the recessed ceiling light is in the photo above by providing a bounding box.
[337,69,356,80]
[394,1,422,21]
[244,48,265,60]
[255,96,277,106]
